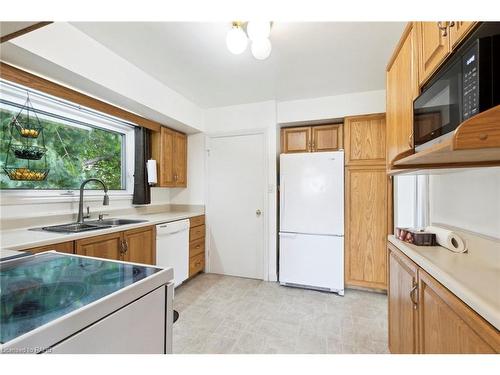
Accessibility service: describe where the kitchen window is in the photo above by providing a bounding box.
[0,81,135,198]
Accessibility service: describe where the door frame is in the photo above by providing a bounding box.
[205,128,270,281]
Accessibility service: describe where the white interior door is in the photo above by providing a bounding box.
[207,132,265,279]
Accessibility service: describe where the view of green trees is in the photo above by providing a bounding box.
[0,105,124,190]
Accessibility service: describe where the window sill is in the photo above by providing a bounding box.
[0,191,133,206]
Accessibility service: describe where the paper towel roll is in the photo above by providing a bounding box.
[147,159,157,185]
[425,226,467,253]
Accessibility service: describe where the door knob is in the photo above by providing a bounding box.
[256,209,262,216]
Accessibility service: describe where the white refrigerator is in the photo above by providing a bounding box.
[279,151,344,295]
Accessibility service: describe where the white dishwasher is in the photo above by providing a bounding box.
[156,219,190,287]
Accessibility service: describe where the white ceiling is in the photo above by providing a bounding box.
[71,22,405,108]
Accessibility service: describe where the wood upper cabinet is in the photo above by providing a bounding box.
[123,226,155,265]
[418,269,499,354]
[345,166,388,290]
[281,127,311,153]
[75,232,123,261]
[26,241,74,254]
[386,23,419,166]
[151,126,187,187]
[281,124,342,153]
[388,244,419,354]
[173,131,187,186]
[344,114,386,166]
[417,22,451,86]
[449,21,477,49]
[416,21,478,86]
[311,124,342,152]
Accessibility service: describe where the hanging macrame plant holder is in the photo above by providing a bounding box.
[3,93,50,181]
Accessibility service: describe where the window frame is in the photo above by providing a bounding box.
[0,81,135,204]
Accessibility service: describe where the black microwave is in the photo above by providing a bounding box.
[413,33,500,150]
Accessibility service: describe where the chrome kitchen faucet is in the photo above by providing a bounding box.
[77,178,109,223]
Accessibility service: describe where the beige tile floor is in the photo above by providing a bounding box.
[173,273,389,354]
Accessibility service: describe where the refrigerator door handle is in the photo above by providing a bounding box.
[280,175,285,228]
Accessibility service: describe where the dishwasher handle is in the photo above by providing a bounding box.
[157,228,188,236]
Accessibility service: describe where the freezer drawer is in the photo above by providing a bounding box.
[279,232,344,294]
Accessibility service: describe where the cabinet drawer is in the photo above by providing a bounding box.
[189,224,205,241]
[189,238,205,257]
[189,253,205,277]
[189,215,205,228]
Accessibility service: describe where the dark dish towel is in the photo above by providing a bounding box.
[132,126,151,205]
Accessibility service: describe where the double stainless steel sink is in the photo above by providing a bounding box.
[35,219,148,234]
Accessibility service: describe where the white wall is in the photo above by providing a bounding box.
[277,89,386,123]
[393,176,416,229]
[429,168,500,239]
[204,101,278,281]
[169,133,206,205]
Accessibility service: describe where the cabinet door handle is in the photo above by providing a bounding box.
[312,140,316,151]
[437,21,449,37]
[119,239,126,255]
[410,282,418,310]
[408,133,413,149]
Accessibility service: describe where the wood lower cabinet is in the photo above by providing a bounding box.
[188,215,205,278]
[388,245,419,353]
[281,124,342,153]
[344,114,386,166]
[75,226,155,265]
[122,226,155,265]
[388,243,500,354]
[189,252,205,276]
[418,269,499,353]
[151,126,187,187]
[25,241,75,254]
[386,23,419,166]
[345,166,388,290]
[75,232,123,261]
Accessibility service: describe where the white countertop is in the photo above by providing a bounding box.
[388,234,500,330]
[0,209,204,251]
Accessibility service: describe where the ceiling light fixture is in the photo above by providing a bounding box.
[251,38,272,60]
[226,21,248,55]
[246,21,271,41]
[226,21,273,60]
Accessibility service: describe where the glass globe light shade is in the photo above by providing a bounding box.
[251,38,272,60]
[226,25,248,54]
[246,21,271,41]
